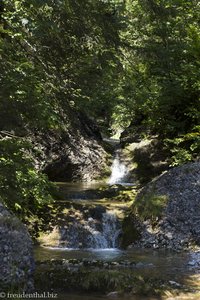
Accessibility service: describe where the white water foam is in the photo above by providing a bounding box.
[108,153,128,185]
[57,210,121,249]
[87,211,121,249]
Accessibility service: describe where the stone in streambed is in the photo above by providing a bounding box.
[107,291,120,298]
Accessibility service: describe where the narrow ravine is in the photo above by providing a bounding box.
[39,139,132,251]
[2,0,200,296]
[34,142,200,299]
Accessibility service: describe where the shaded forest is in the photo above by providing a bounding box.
[0,0,200,230]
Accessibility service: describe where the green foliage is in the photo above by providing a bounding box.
[165,128,200,166]
[1,0,123,132]
[0,0,123,232]
[112,0,200,161]
[0,0,199,138]
[0,137,54,236]
[0,0,199,232]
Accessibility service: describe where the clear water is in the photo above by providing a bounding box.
[36,180,200,299]
[34,246,199,278]
[34,247,200,299]
[54,180,130,249]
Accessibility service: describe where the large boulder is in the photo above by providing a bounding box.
[127,162,200,250]
[0,202,34,291]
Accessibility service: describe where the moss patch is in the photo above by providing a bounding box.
[116,188,136,202]
[132,191,168,222]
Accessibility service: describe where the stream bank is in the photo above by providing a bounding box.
[34,246,200,299]
[34,180,200,299]
[33,139,200,299]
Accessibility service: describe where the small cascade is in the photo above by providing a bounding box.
[108,150,128,185]
[59,210,121,249]
[88,212,121,249]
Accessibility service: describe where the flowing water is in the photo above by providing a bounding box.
[35,246,200,299]
[108,150,128,185]
[35,144,200,299]
[86,211,121,248]
[108,152,127,185]
[47,149,129,250]
[58,210,121,249]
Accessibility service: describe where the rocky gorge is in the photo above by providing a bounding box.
[30,112,110,182]
[2,0,200,298]
[32,137,200,299]
[1,132,200,299]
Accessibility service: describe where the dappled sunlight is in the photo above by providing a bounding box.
[1,0,199,295]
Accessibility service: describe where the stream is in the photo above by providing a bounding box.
[34,147,200,299]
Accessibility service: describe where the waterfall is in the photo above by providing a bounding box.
[108,151,128,185]
[88,212,121,249]
[59,211,121,249]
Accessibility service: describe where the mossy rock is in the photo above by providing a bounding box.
[132,190,168,223]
